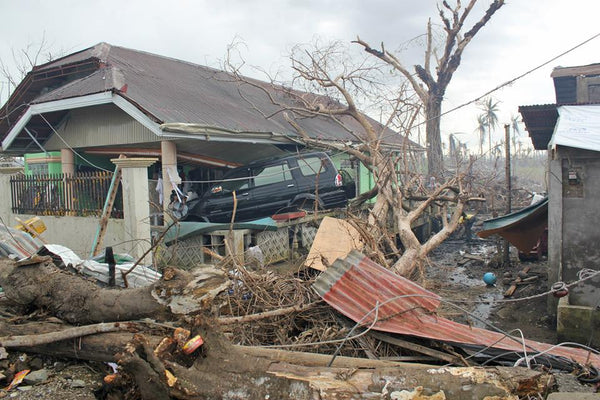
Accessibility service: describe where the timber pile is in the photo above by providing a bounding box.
[0,256,559,399]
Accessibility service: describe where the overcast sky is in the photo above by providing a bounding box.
[1,0,600,151]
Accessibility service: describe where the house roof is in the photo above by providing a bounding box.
[519,62,600,151]
[517,104,558,150]
[0,42,417,154]
[551,63,600,78]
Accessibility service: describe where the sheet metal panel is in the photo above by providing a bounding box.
[313,250,599,368]
[0,226,44,259]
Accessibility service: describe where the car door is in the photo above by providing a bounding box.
[201,167,253,222]
[247,160,297,218]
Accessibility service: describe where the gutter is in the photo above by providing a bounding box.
[159,123,296,145]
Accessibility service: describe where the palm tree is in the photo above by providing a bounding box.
[475,114,487,156]
[479,98,500,157]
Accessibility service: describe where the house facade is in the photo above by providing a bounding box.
[0,43,418,258]
[519,63,600,345]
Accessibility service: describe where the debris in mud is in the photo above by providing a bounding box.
[0,209,598,398]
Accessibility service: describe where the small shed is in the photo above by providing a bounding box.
[519,63,600,345]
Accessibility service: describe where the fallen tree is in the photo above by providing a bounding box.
[224,38,488,279]
[0,319,553,399]
[0,255,559,399]
[0,256,229,324]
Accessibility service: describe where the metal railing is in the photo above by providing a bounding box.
[10,172,123,218]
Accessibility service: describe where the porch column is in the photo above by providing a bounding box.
[60,148,75,175]
[161,140,178,222]
[111,157,158,265]
[61,149,76,213]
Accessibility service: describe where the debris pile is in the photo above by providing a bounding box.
[0,215,598,399]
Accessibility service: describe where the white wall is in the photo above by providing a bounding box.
[0,171,131,258]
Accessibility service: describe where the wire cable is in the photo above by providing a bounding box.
[37,113,112,172]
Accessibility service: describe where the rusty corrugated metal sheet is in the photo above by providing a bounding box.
[313,250,599,368]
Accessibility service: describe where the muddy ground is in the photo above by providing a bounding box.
[426,234,556,344]
[1,221,597,398]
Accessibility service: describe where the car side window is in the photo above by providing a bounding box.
[298,156,327,176]
[253,162,292,187]
[218,168,250,193]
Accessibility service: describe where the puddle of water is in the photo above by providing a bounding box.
[470,290,503,328]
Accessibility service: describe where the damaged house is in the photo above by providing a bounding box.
[0,42,419,261]
[519,62,600,346]
[2,45,600,399]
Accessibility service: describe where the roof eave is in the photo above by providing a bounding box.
[1,92,165,153]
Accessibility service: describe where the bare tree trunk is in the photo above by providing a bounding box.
[426,95,444,177]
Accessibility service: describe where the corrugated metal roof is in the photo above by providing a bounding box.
[313,250,599,368]
[2,43,418,151]
[518,104,558,150]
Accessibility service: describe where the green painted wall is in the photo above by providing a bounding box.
[24,152,62,175]
[330,152,375,202]
[23,152,120,175]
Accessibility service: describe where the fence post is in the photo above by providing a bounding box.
[111,157,158,265]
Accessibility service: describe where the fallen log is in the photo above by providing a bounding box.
[0,257,168,323]
[0,257,223,323]
[267,362,552,399]
[0,320,553,399]
[0,320,162,362]
[0,321,132,348]
[115,329,553,400]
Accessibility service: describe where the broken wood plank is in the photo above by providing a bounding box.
[516,275,539,285]
[461,253,486,262]
[369,331,467,366]
[233,345,419,369]
[305,217,363,271]
[90,164,122,257]
[504,266,531,297]
[15,255,52,267]
[218,301,319,325]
